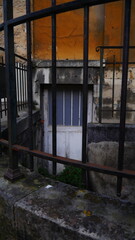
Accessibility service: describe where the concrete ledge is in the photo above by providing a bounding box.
[88,123,135,143]
[1,110,40,140]
[0,155,135,240]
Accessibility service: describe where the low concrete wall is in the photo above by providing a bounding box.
[87,123,135,200]
[88,123,135,143]
[0,155,135,240]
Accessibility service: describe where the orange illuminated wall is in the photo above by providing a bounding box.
[33,0,135,62]
[33,0,104,60]
[104,1,124,63]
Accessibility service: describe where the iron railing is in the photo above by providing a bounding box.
[96,45,135,124]
[0,47,28,118]
[0,0,134,197]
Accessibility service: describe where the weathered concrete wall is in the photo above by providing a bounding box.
[0,155,135,240]
[87,124,135,199]
[93,66,135,123]
[32,60,99,107]
[87,141,135,200]
[88,123,135,143]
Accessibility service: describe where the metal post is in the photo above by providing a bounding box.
[82,5,89,188]
[82,5,89,163]
[3,0,23,180]
[99,48,104,123]
[0,76,1,156]
[117,0,131,196]
[52,0,57,175]
[26,0,34,171]
[112,55,115,117]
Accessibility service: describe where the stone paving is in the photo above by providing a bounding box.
[0,155,135,240]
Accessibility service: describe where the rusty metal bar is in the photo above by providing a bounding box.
[117,0,131,197]
[1,138,135,179]
[52,0,57,175]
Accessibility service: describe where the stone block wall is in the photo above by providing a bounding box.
[0,0,27,60]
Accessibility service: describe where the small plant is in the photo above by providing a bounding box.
[38,166,84,188]
[38,167,50,178]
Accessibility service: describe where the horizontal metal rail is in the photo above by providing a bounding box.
[0,0,119,31]
[0,47,27,62]
[0,138,135,179]
[96,46,135,51]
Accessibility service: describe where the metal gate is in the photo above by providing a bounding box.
[0,0,134,197]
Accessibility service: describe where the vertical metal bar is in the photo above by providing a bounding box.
[82,5,90,189]
[3,0,23,180]
[4,98,6,116]
[71,90,73,126]
[21,64,24,108]
[52,0,57,175]
[112,55,115,117]
[25,66,28,107]
[79,90,81,126]
[23,65,25,107]
[0,97,2,118]
[63,90,65,125]
[1,58,4,118]
[20,63,23,109]
[117,0,131,197]
[2,58,7,117]
[17,63,21,111]
[21,63,24,110]
[0,77,1,156]
[26,0,34,171]
[24,65,27,107]
[4,98,7,116]
[99,48,104,123]
[15,63,19,113]
[82,5,89,163]
[22,64,25,108]
[24,65,26,107]
[19,63,23,110]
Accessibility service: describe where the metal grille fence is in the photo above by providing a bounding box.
[96,45,135,124]
[0,0,135,197]
[0,47,28,118]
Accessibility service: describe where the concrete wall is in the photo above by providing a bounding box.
[93,66,135,124]
[87,123,135,198]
